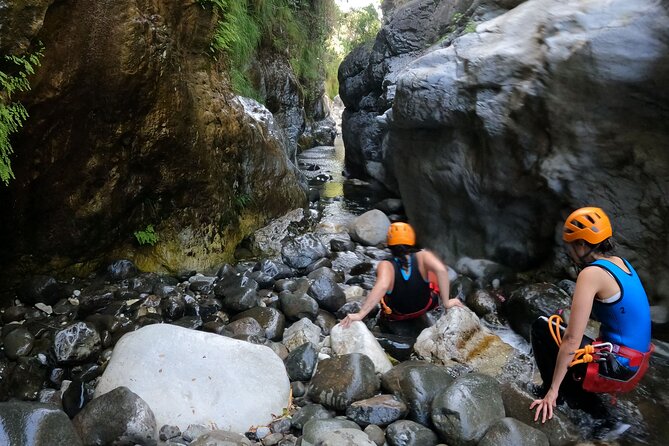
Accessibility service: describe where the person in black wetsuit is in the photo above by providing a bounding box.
[340,222,463,334]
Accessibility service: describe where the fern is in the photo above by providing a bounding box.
[0,46,43,185]
[134,224,159,246]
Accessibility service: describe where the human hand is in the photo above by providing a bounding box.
[529,387,558,423]
[339,313,363,328]
[445,298,464,309]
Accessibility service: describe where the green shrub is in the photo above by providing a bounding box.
[0,46,43,185]
[134,224,159,246]
[200,0,337,103]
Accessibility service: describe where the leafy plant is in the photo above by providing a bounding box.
[0,46,43,185]
[134,224,159,246]
[234,193,253,210]
[200,0,337,103]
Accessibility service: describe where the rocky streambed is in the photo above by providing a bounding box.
[1,210,668,445]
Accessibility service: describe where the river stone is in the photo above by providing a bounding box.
[0,402,83,446]
[345,394,408,427]
[414,307,513,376]
[189,430,252,446]
[381,360,454,427]
[313,428,376,446]
[248,270,275,289]
[280,291,319,321]
[291,404,335,430]
[385,419,439,446]
[283,318,322,352]
[348,210,391,246]
[20,275,63,305]
[305,258,334,274]
[330,321,393,374]
[226,317,265,338]
[73,386,156,445]
[107,259,138,281]
[307,276,346,313]
[330,237,356,252]
[251,208,306,256]
[431,373,505,446]
[450,276,474,301]
[160,425,181,441]
[284,342,318,382]
[301,419,362,446]
[160,294,185,320]
[478,417,549,446]
[218,278,259,313]
[281,234,330,269]
[314,309,338,336]
[53,321,102,364]
[232,307,285,341]
[500,382,578,446]
[307,266,345,283]
[95,324,290,432]
[503,283,572,341]
[188,274,217,293]
[454,258,514,288]
[3,326,34,360]
[307,353,380,411]
[363,424,385,446]
[466,289,499,318]
[254,259,294,280]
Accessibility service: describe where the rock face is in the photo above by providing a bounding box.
[94,324,290,433]
[340,0,669,301]
[0,0,307,281]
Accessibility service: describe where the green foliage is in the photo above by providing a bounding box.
[326,3,381,98]
[234,193,253,210]
[134,224,159,246]
[200,0,337,103]
[336,5,381,55]
[0,46,43,185]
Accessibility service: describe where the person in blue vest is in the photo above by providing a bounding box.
[340,222,463,333]
[530,207,653,423]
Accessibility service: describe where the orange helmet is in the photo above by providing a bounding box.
[387,222,416,246]
[563,207,612,244]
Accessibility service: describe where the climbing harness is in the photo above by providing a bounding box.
[380,282,440,321]
[546,314,654,394]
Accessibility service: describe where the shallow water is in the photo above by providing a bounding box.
[297,136,390,231]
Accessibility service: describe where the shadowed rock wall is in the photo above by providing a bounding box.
[0,0,307,279]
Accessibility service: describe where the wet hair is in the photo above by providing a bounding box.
[389,244,419,269]
[588,237,616,255]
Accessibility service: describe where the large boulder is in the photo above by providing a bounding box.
[502,283,572,341]
[414,307,513,376]
[0,402,83,446]
[386,0,669,299]
[348,210,391,246]
[94,324,290,433]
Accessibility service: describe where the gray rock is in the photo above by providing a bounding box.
[189,430,251,446]
[301,419,361,446]
[182,423,210,442]
[499,382,578,446]
[281,234,330,269]
[307,276,347,313]
[20,275,63,305]
[107,259,138,281]
[188,274,217,293]
[283,318,322,352]
[465,289,499,318]
[314,310,338,336]
[291,404,335,431]
[161,294,186,320]
[330,237,356,252]
[363,424,385,446]
[313,428,376,446]
[284,342,318,382]
[503,283,572,341]
[478,417,549,446]
[345,394,408,427]
[226,317,265,338]
[255,259,294,280]
[231,307,286,341]
[385,419,439,446]
[73,386,157,445]
[3,327,34,360]
[0,402,83,446]
[159,425,181,441]
[307,353,380,411]
[431,373,505,446]
[381,360,454,426]
[215,275,259,313]
[53,322,101,364]
[348,210,391,246]
[280,292,320,321]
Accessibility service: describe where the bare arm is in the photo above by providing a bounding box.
[421,250,462,309]
[340,261,394,328]
[530,266,599,422]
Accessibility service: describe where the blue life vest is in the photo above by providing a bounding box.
[589,258,651,362]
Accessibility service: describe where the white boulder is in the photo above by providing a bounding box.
[95,324,290,433]
[330,321,393,374]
